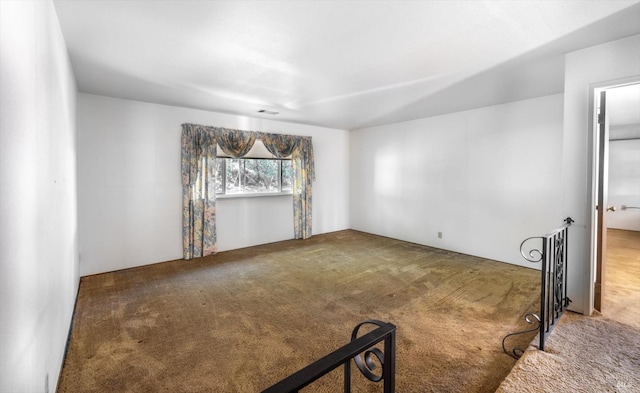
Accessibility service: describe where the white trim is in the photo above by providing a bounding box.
[587,75,640,317]
[216,192,293,199]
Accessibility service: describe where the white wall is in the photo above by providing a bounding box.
[608,137,640,231]
[562,33,640,314]
[77,93,350,276]
[0,1,79,392]
[350,94,564,268]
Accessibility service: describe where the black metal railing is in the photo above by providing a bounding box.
[262,320,396,393]
[502,217,573,358]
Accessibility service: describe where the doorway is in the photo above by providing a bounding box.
[592,82,640,322]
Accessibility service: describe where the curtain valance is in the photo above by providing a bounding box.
[181,124,315,180]
[217,128,257,158]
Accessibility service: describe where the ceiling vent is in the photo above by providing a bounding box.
[258,109,279,115]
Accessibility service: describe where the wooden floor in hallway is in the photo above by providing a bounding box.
[603,228,640,329]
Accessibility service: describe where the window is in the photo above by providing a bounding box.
[215,158,292,195]
[214,140,293,196]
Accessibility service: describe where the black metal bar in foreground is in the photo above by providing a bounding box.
[502,217,573,359]
[262,320,397,393]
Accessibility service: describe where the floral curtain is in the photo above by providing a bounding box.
[181,124,316,259]
[260,132,315,239]
[291,136,315,239]
[181,124,217,260]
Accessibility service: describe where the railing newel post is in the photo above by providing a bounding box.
[262,320,396,393]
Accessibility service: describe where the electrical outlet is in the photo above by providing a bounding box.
[438,231,442,239]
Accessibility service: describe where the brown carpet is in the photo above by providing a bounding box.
[57,230,541,392]
[497,229,640,392]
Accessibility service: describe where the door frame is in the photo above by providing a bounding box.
[587,76,640,316]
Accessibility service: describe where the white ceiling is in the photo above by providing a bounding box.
[53,0,640,131]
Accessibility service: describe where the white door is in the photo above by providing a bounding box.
[594,90,610,312]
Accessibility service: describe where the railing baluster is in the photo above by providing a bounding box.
[502,217,572,358]
[344,359,351,392]
[540,236,548,349]
[383,328,396,393]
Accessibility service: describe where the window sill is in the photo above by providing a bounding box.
[216,192,293,200]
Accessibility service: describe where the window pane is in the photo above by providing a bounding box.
[257,160,279,192]
[282,160,293,191]
[216,158,293,195]
[240,159,280,193]
[225,158,241,194]
[243,159,259,193]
